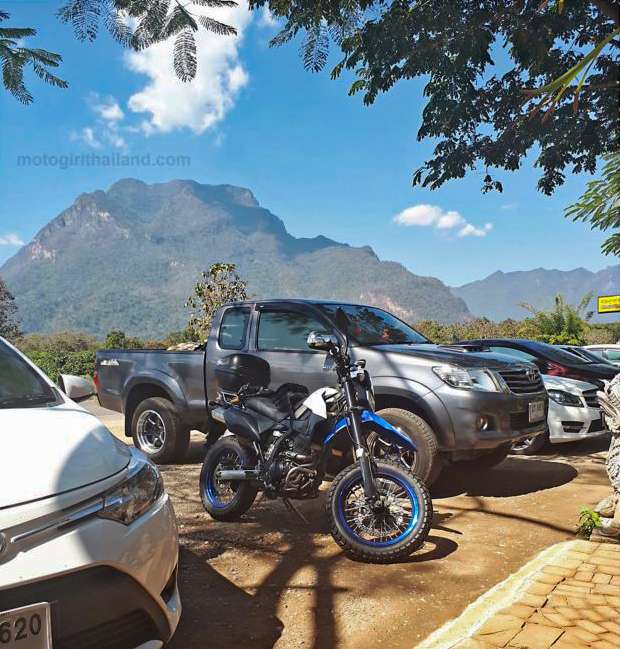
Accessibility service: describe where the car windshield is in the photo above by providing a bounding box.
[0,339,57,408]
[561,346,603,364]
[523,340,593,365]
[318,304,429,346]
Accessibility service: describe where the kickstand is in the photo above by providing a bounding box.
[282,497,309,525]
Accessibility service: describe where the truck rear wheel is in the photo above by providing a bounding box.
[374,408,442,485]
[131,397,190,464]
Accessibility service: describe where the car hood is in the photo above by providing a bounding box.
[0,403,131,509]
[543,375,598,396]
[367,343,526,369]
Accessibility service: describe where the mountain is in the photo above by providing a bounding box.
[452,266,620,323]
[1,179,471,337]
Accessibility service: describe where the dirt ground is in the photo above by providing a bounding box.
[85,402,611,649]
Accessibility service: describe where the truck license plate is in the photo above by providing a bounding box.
[0,603,52,649]
[528,401,545,423]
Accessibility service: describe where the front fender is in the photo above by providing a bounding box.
[325,410,417,451]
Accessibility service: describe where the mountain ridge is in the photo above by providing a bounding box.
[1,178,470,337]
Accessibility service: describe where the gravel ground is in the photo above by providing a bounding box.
[83,400,611,649]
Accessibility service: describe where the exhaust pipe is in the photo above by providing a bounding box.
[216,469,259,481]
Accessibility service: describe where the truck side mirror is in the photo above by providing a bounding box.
[60,374,95,402]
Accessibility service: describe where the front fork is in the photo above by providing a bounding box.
[343,380,378,501]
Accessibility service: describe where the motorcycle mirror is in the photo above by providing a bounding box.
[307,331,339,352]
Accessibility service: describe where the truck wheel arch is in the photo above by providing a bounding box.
[373,386,454,450]
[124,382,179,437]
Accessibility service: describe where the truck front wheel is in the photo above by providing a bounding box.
[131,397,190,464]
[373,408,442,485]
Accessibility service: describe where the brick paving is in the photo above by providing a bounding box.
[417,540,620,649]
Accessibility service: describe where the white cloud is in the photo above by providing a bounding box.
[124,2,252,134]
[458,223,493,238]
[501,202,518,211]
[91,95,124,123]
[393,204,493,238]
[258,6,278,28]
[0,233,25,246]
[71,127,102,149]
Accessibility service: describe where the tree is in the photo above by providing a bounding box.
[186,262,248,340]
[250,0,619,195]
[565,151,620,256]
[519,294,593,345]
[104,329,143,349]
[0,10,68,104]
[0,276,21,341]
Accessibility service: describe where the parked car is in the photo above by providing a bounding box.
[464,338,619,387]
[511,375,608,455]
[0,336,181,649]
[96,299,548,483]
[583,344,620,368]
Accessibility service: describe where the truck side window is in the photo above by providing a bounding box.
[219,307,251,350]
[257,310,328,352]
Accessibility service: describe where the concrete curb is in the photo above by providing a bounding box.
[414,541,576,649]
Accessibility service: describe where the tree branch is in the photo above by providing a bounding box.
[590,0,620,26]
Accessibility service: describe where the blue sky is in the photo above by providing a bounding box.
[0,1,613,286]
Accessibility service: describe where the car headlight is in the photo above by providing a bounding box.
[547,390,583,407]
[98,451,164,525]
[433,364,503,392]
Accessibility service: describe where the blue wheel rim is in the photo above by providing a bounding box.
[205,449,241,510]
[337,469,420,548]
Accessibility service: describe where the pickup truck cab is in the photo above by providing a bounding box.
[96,300,548,482]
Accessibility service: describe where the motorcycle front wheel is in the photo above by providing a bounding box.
[327,459,432,563]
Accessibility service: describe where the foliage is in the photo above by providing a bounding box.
[0,276,21,341]
[25,350,96,384]
[57,0,238,82]
[587,322,620,344]
[519,294,593,345]
[251,0,619,195]
[16,331,99,353]
[414,318,525,344]
[566,151,620,256]
[576,506,602,539]
[104,329,144,349]
[0,10,68,104]
[186,262,248,340]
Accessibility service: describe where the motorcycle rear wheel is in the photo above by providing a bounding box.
[200,437,258,521]
[327,459,432,563]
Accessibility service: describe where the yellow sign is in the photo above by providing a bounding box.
[598,295,620,314]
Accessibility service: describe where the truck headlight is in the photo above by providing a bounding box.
[547,390,583,407]
[98,451,164,525]
[433,364,503,392]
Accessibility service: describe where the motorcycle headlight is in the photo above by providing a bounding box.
[547,389,583,407]
[433,364,503,392]
[98,451,164,525]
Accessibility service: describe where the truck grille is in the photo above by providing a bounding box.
[498,367,544,394]
[583,389,599,408]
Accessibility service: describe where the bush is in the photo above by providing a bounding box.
[25,350,96,384]
[17,331,99,354]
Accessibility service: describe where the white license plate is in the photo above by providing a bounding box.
[529,401,545,423]
[0,603,51,649]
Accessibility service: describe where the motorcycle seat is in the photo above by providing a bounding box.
[245,383,308,422]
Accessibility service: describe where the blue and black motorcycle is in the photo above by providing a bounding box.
[200,321,432,563]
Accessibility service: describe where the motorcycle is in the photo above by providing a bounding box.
[199,317,432,563]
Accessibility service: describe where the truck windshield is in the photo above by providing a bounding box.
[319,304,429,346]
[0,340,57,409]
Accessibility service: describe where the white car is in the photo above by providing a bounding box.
[0,337,181,649]
[511,375,607,455]
[584,344,620,368]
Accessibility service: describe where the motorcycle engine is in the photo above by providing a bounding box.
[264,433,317,497]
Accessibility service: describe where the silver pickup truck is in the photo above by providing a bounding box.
[95,299,548,483]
